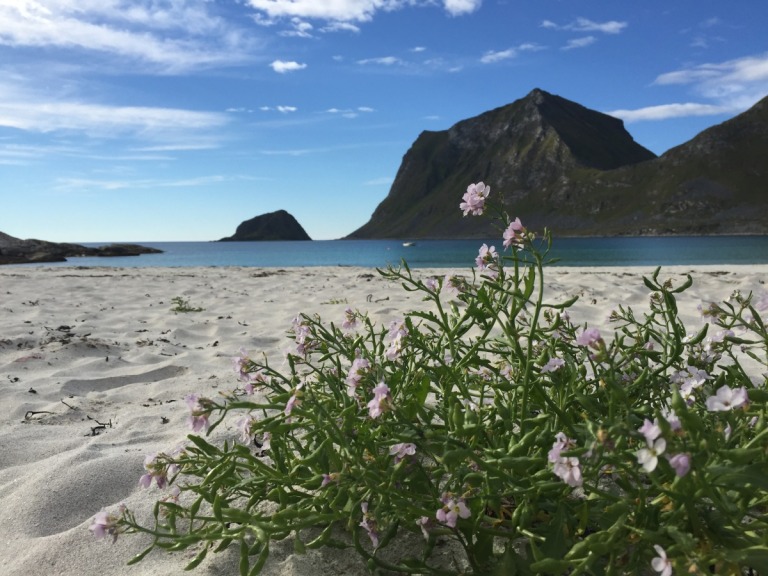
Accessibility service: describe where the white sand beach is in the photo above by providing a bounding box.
[1,264,765,576]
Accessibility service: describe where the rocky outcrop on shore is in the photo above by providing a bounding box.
[0,231,163,265]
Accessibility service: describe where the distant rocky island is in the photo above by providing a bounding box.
[348,88,768,238]
[219,210,311,241]
[0,231,162,265]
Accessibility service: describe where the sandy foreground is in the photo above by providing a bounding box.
[1,264,765,576]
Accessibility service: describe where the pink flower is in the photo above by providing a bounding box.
[672,366,710,398]
[541,357,565,373]
[232,348,252,381]
[706,384,749,412]
[667,453,691,477]
[475,243,498,279]
[436,494,471,528]
[575,327,602,348]
[345,357,370,397]
[442,274,465,297]
[359,502,379,548]
[89,507,125,543]
[552,456,583,487]
[388,442,416,463]
[342,307,357,330]
[638,418,662,443]
[367,381,391,419]
[237,413,258,444]
[321,472,340,487]
[285,381,305,416]
[425,277,439,292]
[459,181,490,216]
[139,453,178,489]
[548,432,576,463]
[385,320,408,361]
[651,544,672,576]
[291,316,316,356]
[637,438,666,472]
[662,407,682,432]
[549,433,582,486]
[502,217,526,249]
[185,394,212,433]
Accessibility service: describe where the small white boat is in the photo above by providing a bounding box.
[402,242,416,247]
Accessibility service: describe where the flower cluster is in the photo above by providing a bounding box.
[459,181,489,216]
[549,432,583,487]
[92,181,767,576]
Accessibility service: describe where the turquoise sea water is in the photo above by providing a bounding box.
[19,236,768,268]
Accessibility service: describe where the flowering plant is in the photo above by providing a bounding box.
[93,182,768,575]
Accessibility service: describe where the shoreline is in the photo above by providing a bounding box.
[1,265,766,575]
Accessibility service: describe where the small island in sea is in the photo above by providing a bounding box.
[218,209,311,241]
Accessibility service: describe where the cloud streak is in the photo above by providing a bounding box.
[607,103,731,122]
[245,0,481,25]
[0,1,256,73]
[0,81,228,141]
[562,36,596,51]
[608,53,768,122]
[481,43,543,64]
[542,17,627,35]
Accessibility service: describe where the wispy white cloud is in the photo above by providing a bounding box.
[480,43,543,64]
[53,174,261,193]
[245,0,481,26]
[654,53,768,94]
[322,21,361,33]
[411,46,427,53]
[259,105,299,113]
[270,59,307,73]
[131,143,221,152]
[607,103,731,122]
[259,148,316,156]
[324,106,374,118]
[562,36,596,51]
[0,81,229,139]
[0,1,256,73]
[683,17,725,49]
[608,52,768,122]
[281,18,314,38]
[542,17,627,35]
[357,56,402,66]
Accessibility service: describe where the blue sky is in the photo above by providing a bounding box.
[1,1,767,242]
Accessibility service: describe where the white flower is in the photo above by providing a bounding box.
[651,544,672,576]
[637,438,666,472]
[706,385,749,412]
[552,456,583,487]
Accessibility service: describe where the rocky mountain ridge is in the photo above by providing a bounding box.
[348,88,768,238]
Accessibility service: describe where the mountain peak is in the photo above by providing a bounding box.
[347,89,768,239]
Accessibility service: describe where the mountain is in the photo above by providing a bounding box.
[219,210,311,241]
[348,88,768,238]
[0,232,162,265]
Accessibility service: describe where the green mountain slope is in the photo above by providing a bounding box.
[348,89,768,238]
